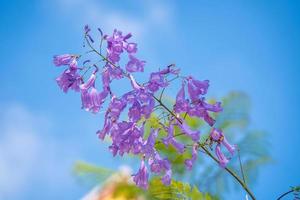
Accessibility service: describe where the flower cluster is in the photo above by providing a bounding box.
[53,26,236,189]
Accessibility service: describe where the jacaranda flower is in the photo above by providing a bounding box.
[210,128,236,155]
[184,143,198,170]
[215,144,229,167]
[56,68,81,93]
[80,73,108,113]
[146,65,179,92]
[187,76,209,102]
[126,54,145,73]
[174,82,189,113]
[210,128,236,167]
[53,54,77,67]
[148,152,172,186]
[133,159,149,189]
[178,120,200,142]
[163,124,185,154]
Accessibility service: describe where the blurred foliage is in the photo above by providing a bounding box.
[73,160,114,186]
[188,92,273,197]
[74,162,217,199]
[74,91,272,199]
[144,92,272,197]
[147,178,217,200]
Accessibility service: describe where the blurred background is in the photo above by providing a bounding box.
[0,0,299,199]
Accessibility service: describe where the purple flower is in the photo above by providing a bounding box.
[148,153,170,173]
[187,77,209,101]
[184,143,198,170]
[147,72,168,92]
[136,89,151,103]
[142,129,158,157]
[129,74,143,90]
[101,68,111,91]
[81,88,108,113]
[109,96,127,121]
[53,54,76,67]
[188,103,216,126]
[174,82,189,113]
[163,124,185,154]
[96,111,112,140]
[56,68,81,93]
[202,100,222,112]
[126,42,137,53]
[123,91,137,104]
[126,55,145,73]
[107,64,124,79]
[105,29,141,67]
[184,159,193,170]
[210,128,236,167]
[215,144,229,167]
[210,128,236,155]
[107,51,121,63]
[171,78,222,127]
[128,101,142,122]
[123,87,154,120]
[80,73,108,113]
[178,121,200,142]
[146,65,179,92]
[133,159,149,189]
[162,168,172,185]
[148,152,172,186]
[80,73,96,90]
[109,122,144,156]
[141,98,155,119]
[84,25,91,34]
[105,30,124,63]
[131,126,145,155]
[159,64,180,75]
[84,25,94,43]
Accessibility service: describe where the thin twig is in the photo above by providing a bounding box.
[199,144,256,200]
[237,148,246,184]
[159,88,165,101]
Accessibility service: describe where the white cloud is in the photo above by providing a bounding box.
[0,105,41,198]
[0,104,77,199]
[50,0,175,40]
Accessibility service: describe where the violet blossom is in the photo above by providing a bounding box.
[56,68,81,93]
[184,143,198,170]
[53,54,77,67]
[163,123,185,154]
[133,159,149,189]
[126,54,145,72]
[210,128,236,167]
[53,26,237,189]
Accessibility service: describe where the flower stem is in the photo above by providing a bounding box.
[276,190,294,200]
[199,145,256,200]
[152,95,182,124]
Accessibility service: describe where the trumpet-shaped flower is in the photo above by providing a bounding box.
[126,54,145,72]
[133,159,149,189]
[56,68,81,93]
[210,128,236,167]
[184,143,198,170]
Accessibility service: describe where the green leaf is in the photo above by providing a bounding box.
[73,160,114,185]
[148,178,217,200]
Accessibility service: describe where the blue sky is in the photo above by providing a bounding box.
[0,0,299,199]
